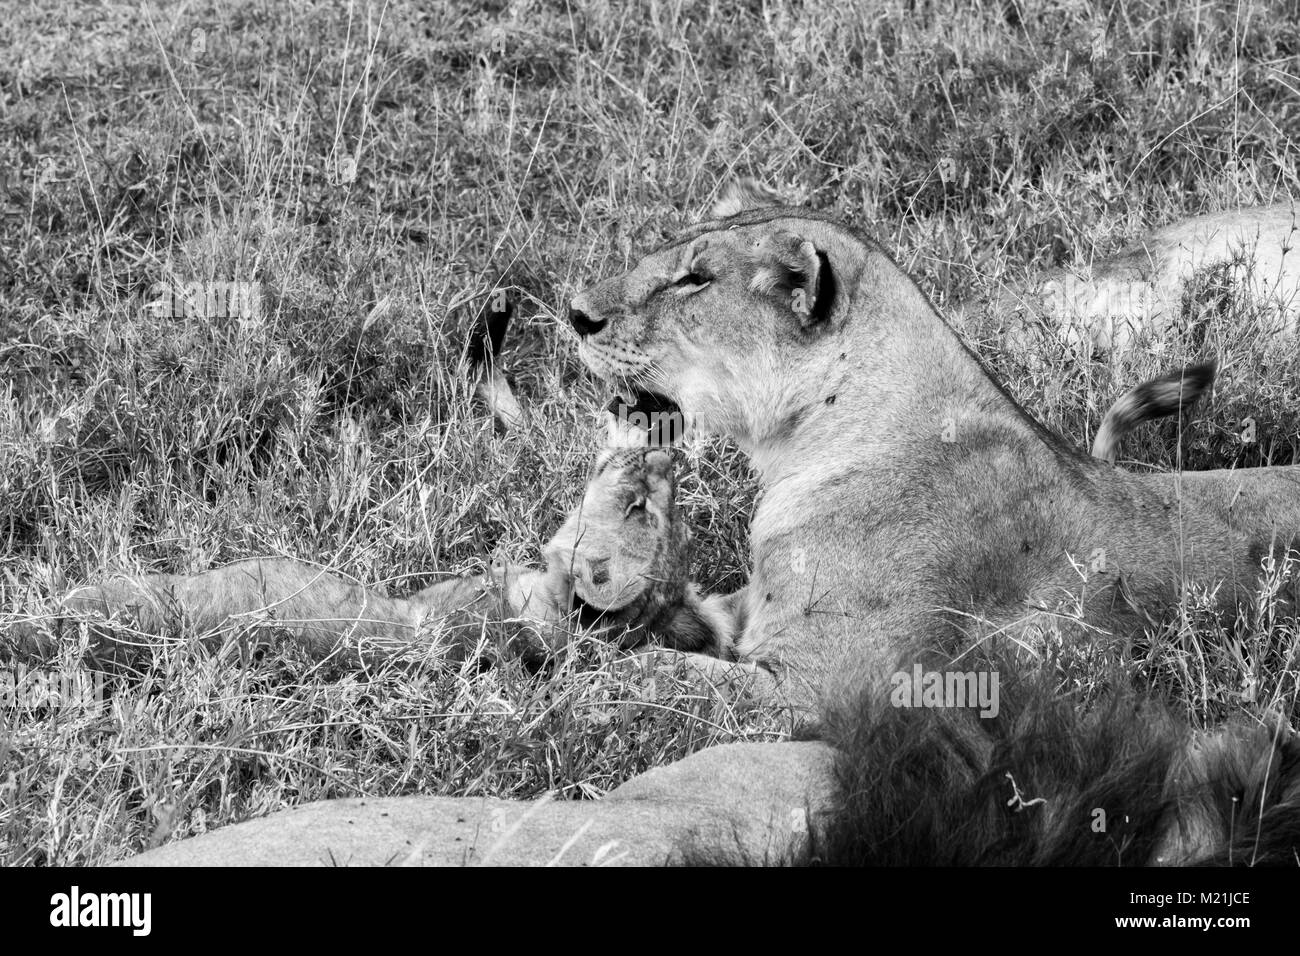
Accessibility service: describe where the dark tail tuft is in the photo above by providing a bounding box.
[1091,360,1216,464]
[466,290,513,371]
[466,290,524,432]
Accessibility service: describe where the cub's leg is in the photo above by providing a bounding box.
[35,557,553,666]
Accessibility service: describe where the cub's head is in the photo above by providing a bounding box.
[569,185,874,450]
[544,446,687,617]
[495,448,691,647]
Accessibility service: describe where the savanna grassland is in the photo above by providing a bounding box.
[2,0,1299,865]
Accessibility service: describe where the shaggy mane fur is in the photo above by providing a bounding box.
[809,649,1300,866]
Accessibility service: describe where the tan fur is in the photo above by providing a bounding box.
[118,740,836,866]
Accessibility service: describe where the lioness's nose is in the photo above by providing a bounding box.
[569,304,606,337]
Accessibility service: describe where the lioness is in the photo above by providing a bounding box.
[120,189,1300,866]
[571,195,1300,712]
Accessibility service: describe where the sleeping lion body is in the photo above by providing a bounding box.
[966,201,1300,354]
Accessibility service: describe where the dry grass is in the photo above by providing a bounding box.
[1,0,1298,864]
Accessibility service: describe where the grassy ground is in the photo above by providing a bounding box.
[2,0,1299,864]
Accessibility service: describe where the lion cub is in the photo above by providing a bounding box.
[17,449,729,668]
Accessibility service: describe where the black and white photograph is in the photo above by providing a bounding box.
[2,0,1299,928]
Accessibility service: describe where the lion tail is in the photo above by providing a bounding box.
[1091,360,1216,465]
[813,662,1300,866]
[467,290,524,431]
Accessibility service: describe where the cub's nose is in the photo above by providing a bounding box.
[569,305,607,337]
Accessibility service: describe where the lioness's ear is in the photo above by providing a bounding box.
[709,178,784,219]
[750,233,836,327]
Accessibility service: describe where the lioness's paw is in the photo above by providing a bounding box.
[615,649,781,706]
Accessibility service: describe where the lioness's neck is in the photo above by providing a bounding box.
[747,263,1046,490]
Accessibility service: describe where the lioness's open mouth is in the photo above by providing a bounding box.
[606,389,686,447]
[606,388,678,418]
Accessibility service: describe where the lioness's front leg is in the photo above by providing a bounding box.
[625,645,788,710]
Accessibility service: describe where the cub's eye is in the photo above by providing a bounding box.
[673,271,711,288]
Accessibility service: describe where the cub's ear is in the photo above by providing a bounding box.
[709,178,785,219]
[591,446,619,474]
[750,232,836,328]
